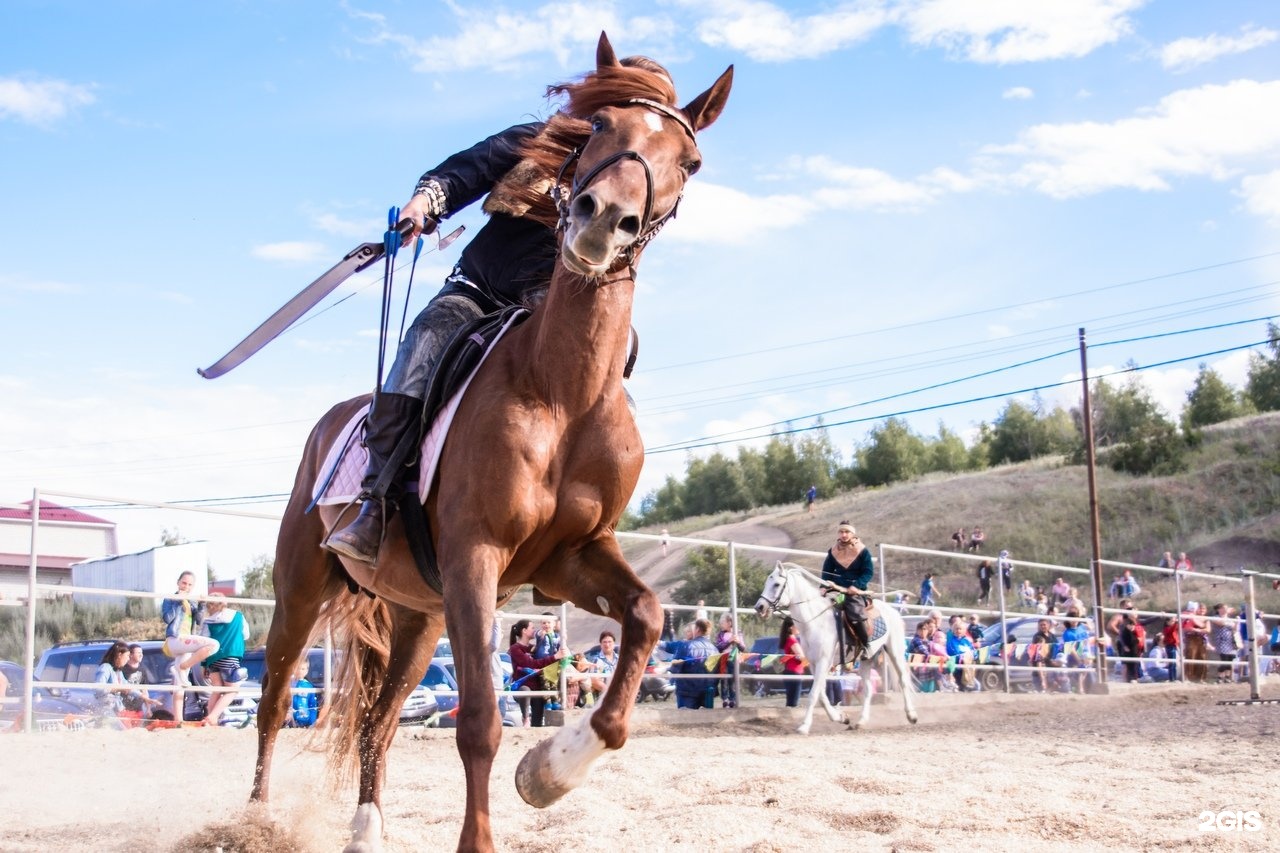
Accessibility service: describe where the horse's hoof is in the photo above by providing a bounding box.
[515,712,607,808]
[796,724,811,735]
[345,803,383,853]
[908,714,919,725]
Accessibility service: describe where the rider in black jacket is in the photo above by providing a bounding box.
[325,56,674,565]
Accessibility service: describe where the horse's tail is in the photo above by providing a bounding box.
[323,590,394,786]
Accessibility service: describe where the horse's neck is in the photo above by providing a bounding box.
[524,263,635,407]
[788,574,832,624]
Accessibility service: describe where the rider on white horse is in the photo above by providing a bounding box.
[819,521,873,655]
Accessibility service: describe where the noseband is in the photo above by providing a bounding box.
[759,571,791,612]
[551,99,696,274]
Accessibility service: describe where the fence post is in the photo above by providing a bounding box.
[727,542,740,708]
[1174,567,1186,683]
[996,557,1010,694]
[1242,572,1262,702]
[22,487,40,734]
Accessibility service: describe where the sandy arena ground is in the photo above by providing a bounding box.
[2,683,1277,852]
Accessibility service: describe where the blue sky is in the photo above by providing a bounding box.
[2,1,1279,579]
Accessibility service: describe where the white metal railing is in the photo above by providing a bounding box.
[9,487,1277,731]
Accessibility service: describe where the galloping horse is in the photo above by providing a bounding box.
[754,562,918,734]
[249,34,732,853]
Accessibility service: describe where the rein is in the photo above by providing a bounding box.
[762,567,834,627]
[550,99,694,276]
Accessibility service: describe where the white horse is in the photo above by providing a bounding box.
[754,561,918,734]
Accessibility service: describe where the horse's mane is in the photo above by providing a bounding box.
[485,64,681,227]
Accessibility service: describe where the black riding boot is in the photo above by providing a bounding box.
[323,392,421,565]
[844,599,871,657]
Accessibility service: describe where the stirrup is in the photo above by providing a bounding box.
[322,495,388,564]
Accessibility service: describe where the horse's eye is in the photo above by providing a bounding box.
[685,159,701,176]
[591,116,605,133]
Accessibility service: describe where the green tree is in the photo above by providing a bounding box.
[159,528,188,545]
[670,546,770,610]
[927,422,969,473]
[1039,404,1080,455]
[856,417,927,486]
[967,422,993,469]
[759,434,803,505]
[241,554,275,600]
[638,475,685,525]
[1081,371,1168,448]
[988,400,1041,464]
[1107,419,1188,476]
[682,452,750,516]
[1183,363,1243,429]
[1245,324,1280,411]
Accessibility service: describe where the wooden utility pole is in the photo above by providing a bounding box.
[1078,328,1108,692]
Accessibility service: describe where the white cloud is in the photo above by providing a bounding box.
[0,273,81,295]
[355,2,673,73]
[988,79,1280,198]
[1002,86,1034,100]
[665,181,815,244]
[898,0,1146,64]
[691,0,891,62]
[0,75,95,126]
[1160,25,1278,73]
[1237,169,1280,226]
[803,155,942,211]
[251,241,330,263]
[306,207,379,239]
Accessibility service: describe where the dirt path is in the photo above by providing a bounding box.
[568,518,795,648]
[2,683,1276,851]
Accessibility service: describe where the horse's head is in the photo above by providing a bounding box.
[557,32,733,277]
[754,561,796,620]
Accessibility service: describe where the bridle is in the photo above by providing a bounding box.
[551,98,697,275]
[760,566,841,627]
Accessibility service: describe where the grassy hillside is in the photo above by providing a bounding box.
[646,411,1280,618]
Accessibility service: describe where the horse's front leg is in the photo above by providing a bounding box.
[348,606,441,853]
[799,650,844,734]
[515,536,661,808]
[441,554,503,853]
[253,501,344,803]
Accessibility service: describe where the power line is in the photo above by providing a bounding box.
[645,338,1270,454]
[644,250,1280,373]
[645,316,1274,452]
[637,280,1280,413]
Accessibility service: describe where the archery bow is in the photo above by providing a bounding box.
[196,219,463,379]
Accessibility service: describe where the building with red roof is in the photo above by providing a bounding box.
[0,500,119,601]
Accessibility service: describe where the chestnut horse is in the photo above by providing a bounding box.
[249,34,732,853]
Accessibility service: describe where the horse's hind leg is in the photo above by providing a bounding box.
[345,605,441,853]
[252,505,345,803]
[515,537,662,807]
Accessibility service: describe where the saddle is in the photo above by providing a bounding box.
[401,307,531,594]
[311,307,530,595]
[833,596,885,663]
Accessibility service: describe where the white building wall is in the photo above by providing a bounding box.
[71,541,208,610]
[0,519,116,558]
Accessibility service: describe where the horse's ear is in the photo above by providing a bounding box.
[682,65,733,133]
[596,31,620,69]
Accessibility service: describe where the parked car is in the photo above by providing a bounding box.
[0,659,85,728]
[33,639,194,718]
[977,616,1107,693]
[415,658,521,728]
[576,644,674,702]
[742,636,786,696]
